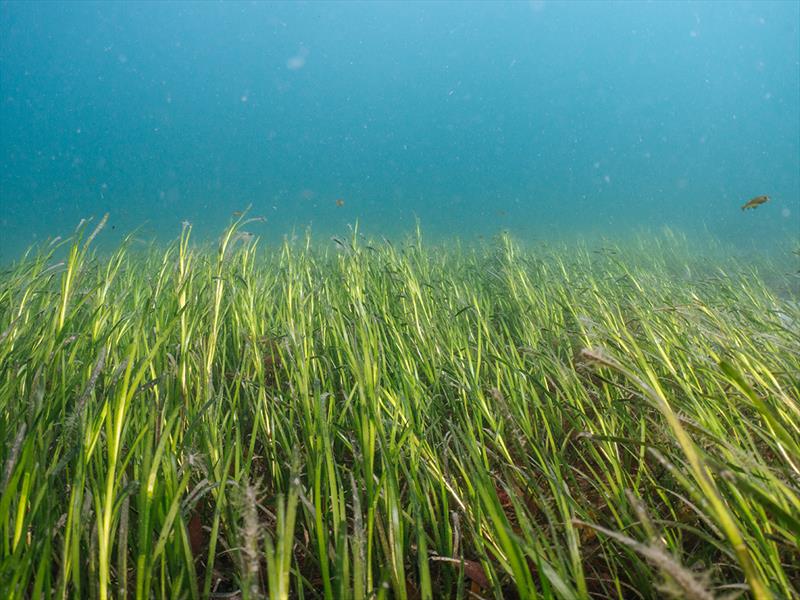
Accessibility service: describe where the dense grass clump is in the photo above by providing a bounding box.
[1,217,798,600]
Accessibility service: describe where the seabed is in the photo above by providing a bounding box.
[1,218,798,599]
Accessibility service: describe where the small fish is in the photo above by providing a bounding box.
[232,231,254,244]
[741,195,769,211]
[335,198,345,207]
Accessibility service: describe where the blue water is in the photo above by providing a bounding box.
[1,0,798,258]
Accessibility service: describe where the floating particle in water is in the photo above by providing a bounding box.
[287,56,305,70]
[336,198,345,207]
[530,0,545,12]
[287,46,309,70]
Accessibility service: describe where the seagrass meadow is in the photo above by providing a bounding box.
[0,217,798,600]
